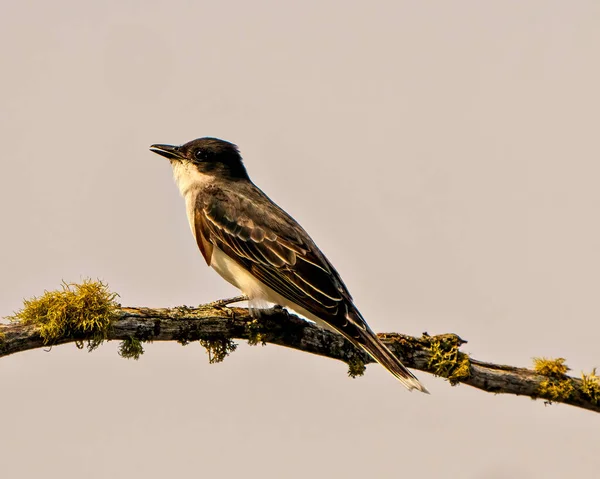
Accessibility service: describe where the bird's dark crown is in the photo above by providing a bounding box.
[182,137,248,180]
[151,137,248,180]
[181,137,240,158]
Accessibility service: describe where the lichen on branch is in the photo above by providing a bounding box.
[533,357,575,402]
[1,281,599,414]
[580,369,600,405]
[7,280,118,351]
[532,357,600,406]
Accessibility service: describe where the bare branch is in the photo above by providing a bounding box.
[1,301,598,414]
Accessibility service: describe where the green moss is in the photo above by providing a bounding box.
[119,337,144,360]
[533,357,569,377]
[426,335,471,385]
[532,357,574,402]
[581,368,600,405]
[347,356,366,378]
[199,338,237,364]
[8,280,118,351]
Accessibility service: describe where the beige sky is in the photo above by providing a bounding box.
[1,1,599,478]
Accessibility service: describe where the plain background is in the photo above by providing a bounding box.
[1,1,599,478]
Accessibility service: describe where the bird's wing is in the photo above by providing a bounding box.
[193,187,365,324]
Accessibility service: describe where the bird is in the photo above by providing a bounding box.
[150,137,428,393]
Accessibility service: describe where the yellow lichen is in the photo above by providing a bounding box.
[532,357,574,402]
[245,318,267,346]
[8,280,118,351]
[538,378,575,401]
[581,369,600,405]
[533,357,569,377]
[427,335,471,385]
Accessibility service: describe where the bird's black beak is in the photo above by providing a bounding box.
[149,144,185,161]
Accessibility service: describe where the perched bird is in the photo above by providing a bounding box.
[150,137,428,392]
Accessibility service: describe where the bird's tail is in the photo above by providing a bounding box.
[338,307,428,393]
[355,327,429,393]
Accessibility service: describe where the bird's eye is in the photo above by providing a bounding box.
[194,149,206,161]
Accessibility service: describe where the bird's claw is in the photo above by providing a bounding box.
[205,295,248,310]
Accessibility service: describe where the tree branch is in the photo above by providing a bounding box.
[1,300,598,414]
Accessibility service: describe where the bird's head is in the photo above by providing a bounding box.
[150,137,249,181]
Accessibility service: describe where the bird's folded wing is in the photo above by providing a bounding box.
[194,193,355,320]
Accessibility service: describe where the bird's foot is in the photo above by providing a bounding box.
[205,295,248,309]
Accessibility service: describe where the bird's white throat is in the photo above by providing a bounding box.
[171,160,212,198]
[171,160,212,250]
